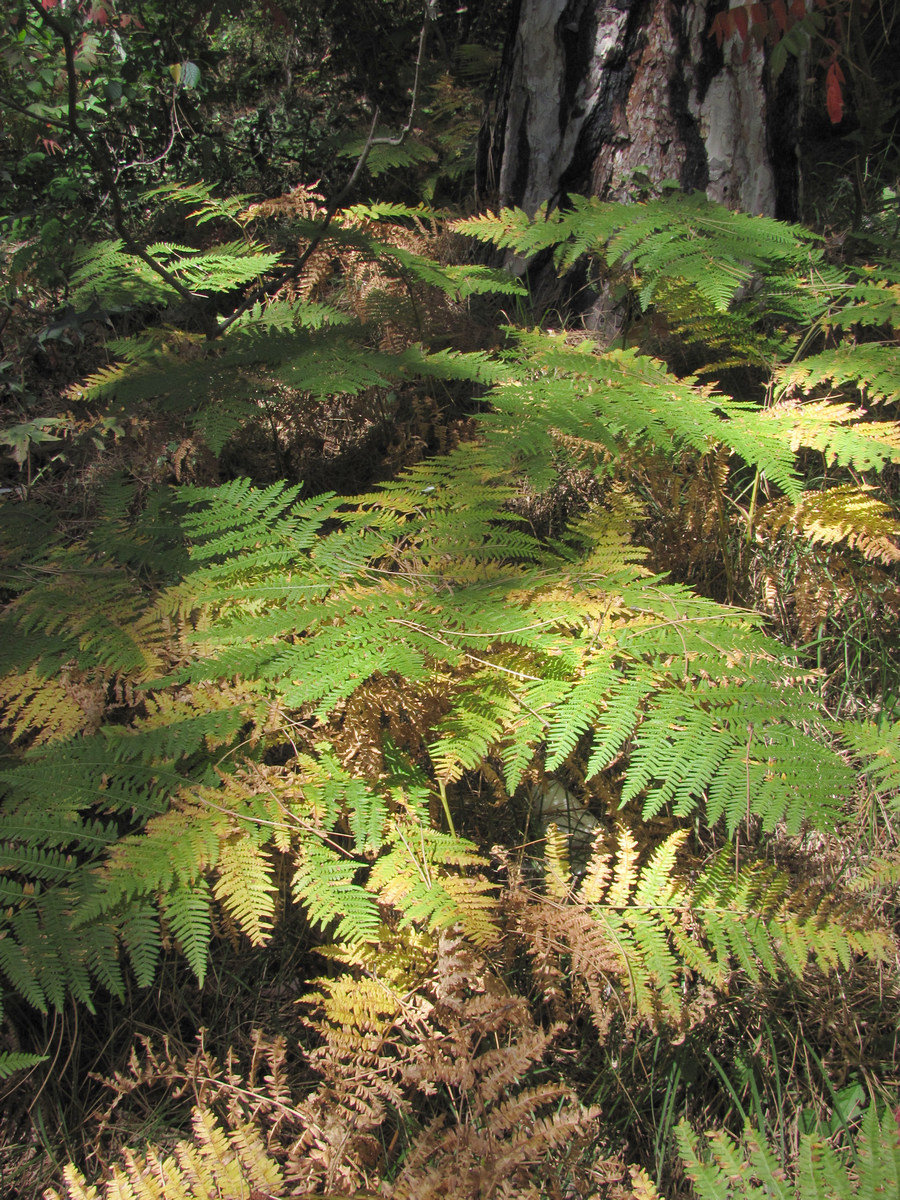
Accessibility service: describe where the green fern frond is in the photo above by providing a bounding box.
[145,179,254,226]
[368,817,499,946]
[0,1050,47,1080]
[175,466,857,838]
[842,718,900,806]
[454,192,817,315]
[292,834,381,944]
[676,1104,900,1200]
[161,878,212,984]
[481,334,803,499]
[337,132,437,176]
[71,234,280,308]
[212,833,277,946]
[832,271,900,328]
[778,343,900,405]
[0,879,125,1013]
[765,398,900,472]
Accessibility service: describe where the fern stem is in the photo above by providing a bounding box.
[437,778,456,838]
[744,468,761,546]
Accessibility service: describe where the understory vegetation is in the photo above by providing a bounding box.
[2,2,900,1198]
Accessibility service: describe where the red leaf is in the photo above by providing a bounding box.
[790,0,805,17]
[772,0,788,32]
[733,6,749,42]
[41,0,60,9]
[709,11,729,47]
[826,60,845,124]
[749,2,767,31]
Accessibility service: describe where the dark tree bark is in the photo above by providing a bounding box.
[490,0,800,219]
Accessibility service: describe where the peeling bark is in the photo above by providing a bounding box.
[494,0,795,218]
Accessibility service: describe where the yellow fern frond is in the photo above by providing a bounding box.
[212,834,277,946]
[46,1108,284,1200]
[607,825,640,909]
[439,873,501,947]
[543,822,571,900]
[319,924,437,991]
[0,666,99,744]
[579,829,613,905]
[760,485,900,564]
[304,974,404,1043]
[630,1164,663,1199]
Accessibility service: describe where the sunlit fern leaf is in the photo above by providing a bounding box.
[777,343,900,405]
[161,877,212,985]
[842,718,900,806]
[481,334,803,500]
[765,398,900,472]
[676,1105,900,1200]
[831,273,900,328]
[530,828,890,1024]
[71,237,281,308]
[212,834,277,946]
[543,822,571,900]
[146,179,254,225]
[454,192,816,315]
[47,1106,285,1200]
[623,674,853,834]
[367,818,499,945]
[758,485,900,564]
[292,835,381,945]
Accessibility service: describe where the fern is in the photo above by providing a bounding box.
[522,827,891,1024]
[456,193,900,559]
[174,461,860,842]
[455,192,817,314]
[676,1105,900,1200]
[842,718,900,807]
[368,816,500,948]
[0,1050,47,1080]
[46,1106,286,1200]
[5,186,898,1035]
[480,334,804,499]
[71,237,281,308]
[759,485,900,565]
[777,342,900,406]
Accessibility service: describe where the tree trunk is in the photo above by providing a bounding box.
[491,0,799,219]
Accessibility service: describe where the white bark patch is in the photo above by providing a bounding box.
[687,5,776,215]
[500,0,630,215]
